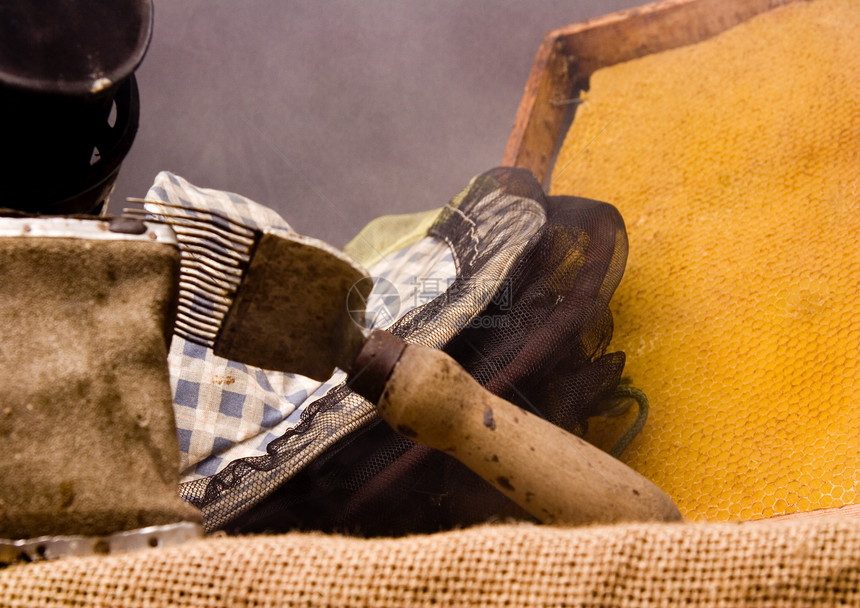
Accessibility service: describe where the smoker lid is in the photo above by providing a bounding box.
[0,0,153,96]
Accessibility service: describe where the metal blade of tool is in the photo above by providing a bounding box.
[215,231,371,381]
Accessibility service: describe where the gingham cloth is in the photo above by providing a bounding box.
[143,172,456,482]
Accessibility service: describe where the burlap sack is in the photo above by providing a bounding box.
[2,517,859,607]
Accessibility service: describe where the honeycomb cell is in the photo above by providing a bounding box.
[552,0,860,521]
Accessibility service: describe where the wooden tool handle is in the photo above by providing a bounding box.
[376,342,682,525]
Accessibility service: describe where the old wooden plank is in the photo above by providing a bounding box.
[504,0,803,183]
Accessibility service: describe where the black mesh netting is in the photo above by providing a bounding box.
[221,167,630,536]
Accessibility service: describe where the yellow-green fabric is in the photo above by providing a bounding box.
[343,208,442,268]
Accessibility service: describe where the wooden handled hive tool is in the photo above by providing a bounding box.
[127,201,682,526]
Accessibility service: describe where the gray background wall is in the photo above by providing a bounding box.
[113,1,647,247]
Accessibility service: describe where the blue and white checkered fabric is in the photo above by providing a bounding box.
[143,172,455,482]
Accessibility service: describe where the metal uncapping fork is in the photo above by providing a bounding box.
[127,201,682,526]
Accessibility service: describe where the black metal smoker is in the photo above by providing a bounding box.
[0,1,202,563]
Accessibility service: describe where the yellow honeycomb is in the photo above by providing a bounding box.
[550,0,860,521]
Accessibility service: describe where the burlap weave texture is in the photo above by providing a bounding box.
[2,518,860,607]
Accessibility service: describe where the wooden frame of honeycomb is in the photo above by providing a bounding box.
[503,0,860,520]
